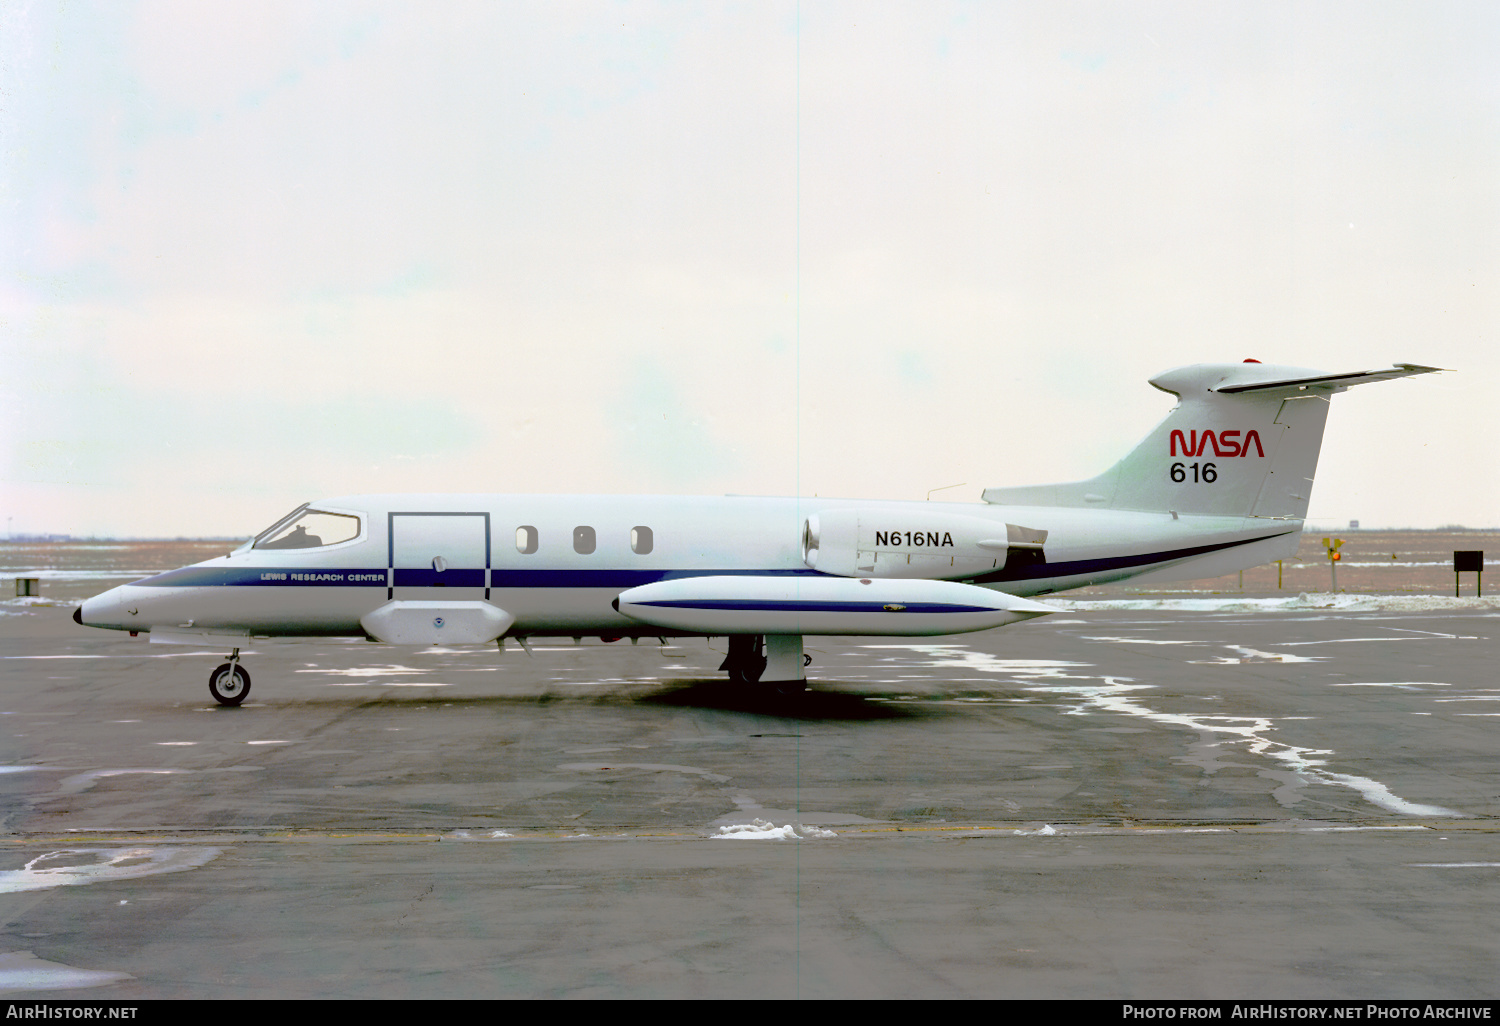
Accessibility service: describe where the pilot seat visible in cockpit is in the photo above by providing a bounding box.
[258,524,322,549]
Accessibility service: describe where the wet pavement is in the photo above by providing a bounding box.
[1,583,1497,998]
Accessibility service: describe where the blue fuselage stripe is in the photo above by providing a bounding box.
[393,568,486,588]
[974,531,1291,583]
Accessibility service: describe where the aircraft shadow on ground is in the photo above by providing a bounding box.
[636,679,939,721]
[206,678,941,722]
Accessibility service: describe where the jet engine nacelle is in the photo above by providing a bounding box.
[801,508,1047,580]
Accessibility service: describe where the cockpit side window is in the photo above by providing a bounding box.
[251,505,309,548]
[254,509,361,550]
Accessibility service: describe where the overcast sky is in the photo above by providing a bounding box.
[3,1,1496,537]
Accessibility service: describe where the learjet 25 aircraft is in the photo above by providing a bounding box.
[76,359,1441,705]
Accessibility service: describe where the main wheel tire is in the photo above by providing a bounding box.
[728,656,767,684]
[209,663,251,706]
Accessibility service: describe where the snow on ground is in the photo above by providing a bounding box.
[712,820,838,840]
[1045,593,1500,613]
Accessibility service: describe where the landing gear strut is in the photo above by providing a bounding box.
[719,635,767,683]
[209,648,251,707]
[720,634,808,693]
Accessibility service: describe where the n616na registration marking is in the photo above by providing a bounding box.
[874,531,955,548]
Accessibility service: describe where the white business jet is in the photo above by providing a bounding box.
[76,360,1440,705]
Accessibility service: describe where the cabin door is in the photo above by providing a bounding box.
[389,512,490,601]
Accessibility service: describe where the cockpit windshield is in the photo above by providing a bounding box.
[253,506,362,550]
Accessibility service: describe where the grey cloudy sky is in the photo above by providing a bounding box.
[3,1,1496,537]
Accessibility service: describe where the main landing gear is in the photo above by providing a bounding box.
[719,634,768,684]
[719,634,810,694]
[209,648,251,707]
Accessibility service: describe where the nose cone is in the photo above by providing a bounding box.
[78,584,141,631]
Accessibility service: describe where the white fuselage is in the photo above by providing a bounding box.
[78,492,1297,641]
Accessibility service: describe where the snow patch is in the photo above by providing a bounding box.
[712,819,837,840]
[0,847,220,894]
[0,951,133,993]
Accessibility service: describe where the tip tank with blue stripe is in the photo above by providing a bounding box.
[614,575,1060,636]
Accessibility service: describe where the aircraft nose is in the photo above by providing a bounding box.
[78,584,139,631]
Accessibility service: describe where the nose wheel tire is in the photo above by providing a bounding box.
[209,663,251,706]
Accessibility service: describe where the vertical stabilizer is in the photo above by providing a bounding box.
[983,361,1442,518]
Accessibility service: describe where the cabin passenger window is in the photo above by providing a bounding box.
[573,526,596,554]
[631,526,653,555]
[516,526,539,554]
[254,509,361,549]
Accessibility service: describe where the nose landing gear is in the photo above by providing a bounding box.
[209,648,251,707]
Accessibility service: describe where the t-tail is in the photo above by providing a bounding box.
[980,360,1443,585]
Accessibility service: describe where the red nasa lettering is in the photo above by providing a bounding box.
[1169,429,1265,458]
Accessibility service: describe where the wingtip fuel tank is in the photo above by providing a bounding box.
[615,575,1059,636]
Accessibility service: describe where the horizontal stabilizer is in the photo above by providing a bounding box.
[1214,363,1446,394]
